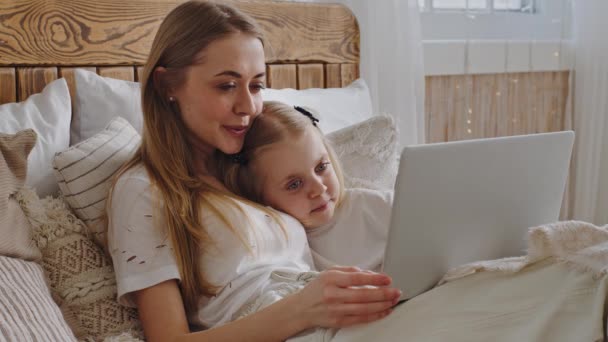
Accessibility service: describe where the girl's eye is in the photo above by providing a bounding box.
[286,179,303,191]
[315,162,330,173]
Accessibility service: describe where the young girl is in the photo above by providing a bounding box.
[219,101,393,273]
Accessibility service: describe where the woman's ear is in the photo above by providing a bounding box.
[153,66,171,97]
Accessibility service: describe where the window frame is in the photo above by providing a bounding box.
[418,0,536,13]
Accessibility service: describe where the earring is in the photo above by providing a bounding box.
[168,96,175,102]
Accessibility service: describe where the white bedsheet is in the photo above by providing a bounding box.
[333,221,608,342]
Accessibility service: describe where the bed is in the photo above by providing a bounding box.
[1,1,606,341]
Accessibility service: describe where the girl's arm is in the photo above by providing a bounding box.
[136,270,400,342]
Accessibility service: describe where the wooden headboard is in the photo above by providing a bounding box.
[0,0,360,106]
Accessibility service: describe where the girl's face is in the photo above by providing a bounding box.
[169,32,266,157]
[253,127,340,229]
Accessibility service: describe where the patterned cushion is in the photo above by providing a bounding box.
[326,115,399,191]
[16,187,143,341]
[0,255,77,341]
[53,116,140,247]
[0,129,41,260]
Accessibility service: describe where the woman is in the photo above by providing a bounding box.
[106,1,401,341]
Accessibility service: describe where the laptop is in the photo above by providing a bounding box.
[381,131,575,301]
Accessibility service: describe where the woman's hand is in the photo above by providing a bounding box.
[292,269,401,329]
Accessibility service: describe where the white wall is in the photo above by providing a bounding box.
[421,0,573,75]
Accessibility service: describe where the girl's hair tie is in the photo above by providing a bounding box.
[294,106,319,127]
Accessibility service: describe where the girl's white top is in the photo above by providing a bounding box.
[306,188,393,272]
[108,165,314,328]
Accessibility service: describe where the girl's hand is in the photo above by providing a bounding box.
[292,269,401,329]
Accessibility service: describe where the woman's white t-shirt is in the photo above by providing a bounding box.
[107,165,314,328]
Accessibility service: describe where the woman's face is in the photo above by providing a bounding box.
[171,32,266,156]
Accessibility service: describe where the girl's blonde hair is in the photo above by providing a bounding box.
[217,101,346,206]
[107,0,270,313]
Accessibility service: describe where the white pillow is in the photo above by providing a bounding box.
[53,116,140,246]
[262,79,373,133]
[326,115,399,191]
[0,78,71,197]
[71,68,372,142]
[71,68,142,145]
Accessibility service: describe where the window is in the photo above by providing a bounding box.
[419,0,571,75]
[418,0,535,13]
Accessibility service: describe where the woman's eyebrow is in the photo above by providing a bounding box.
[214,70,266,78]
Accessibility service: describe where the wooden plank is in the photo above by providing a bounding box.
[470,74,499,139]
[556,71,570,131]
[499,73,518,136]
[425,75,450,143]
[521,73,536,135]
[340,63,358,87]
[536,71,569,133]
[325,64,341,88]
[229,0,359,64]
[0,0,358,66]
[59,67,96,112]
[98,67,135,81]
[297,64,324,89]
[493,73,509,137]
[17,67,58,101]
[426,71,569,143]
[136,66,145,83]
[535,72,550,133]
[267,64,297,89]
[447,75,472,141]
[0,67,16,105]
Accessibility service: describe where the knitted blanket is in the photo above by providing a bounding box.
[440,220,608,284]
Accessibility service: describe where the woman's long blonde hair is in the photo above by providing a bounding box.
[217,101,346,207]
[107,0,266,313]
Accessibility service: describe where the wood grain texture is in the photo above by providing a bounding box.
[267,64,297,89]
[0,0,359,66]
[136,66,145,82]
[0,68,16,104]
[340,64,358,87]
[228,0,359,64]
[325,64,341,88]
[98,67,135,81]
[297,64,324,89]
[17,67,57,101]
[425,71,570,143]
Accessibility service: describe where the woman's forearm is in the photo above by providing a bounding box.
[175,293,307,342]
[174,270,399,342]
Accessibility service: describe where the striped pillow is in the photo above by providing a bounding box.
[0,255,76,341]
[53,117,140,246]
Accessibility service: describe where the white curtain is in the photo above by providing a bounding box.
[567,0,608,224]
[303,0,426,146]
